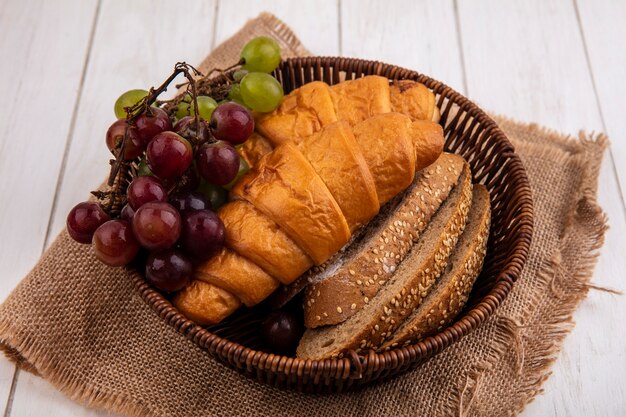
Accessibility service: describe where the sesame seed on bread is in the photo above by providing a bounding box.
[296,162,473,359]
[381,185,491,350]
[302,153,466,328]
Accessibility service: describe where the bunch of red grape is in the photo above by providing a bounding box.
[67,36,284,293]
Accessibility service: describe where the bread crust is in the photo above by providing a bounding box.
[304,153,466,328]
[256,81,337,146]
[298,121,379,231]
[352,113,417,204]
[195,248,279,307]
[219,200,312,284]
[296,163,473,359]
[239,132,273,166]
[172,280,241,326]
[390,80,439,122]
[330,75,391,126]
[231,143,351,265]
[381,185,491,349]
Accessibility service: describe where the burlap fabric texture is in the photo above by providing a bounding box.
[0,13,610,417]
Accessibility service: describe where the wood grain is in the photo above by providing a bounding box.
[0,0,98,412]
[456,1,626,415]
[1,0,624,415]
[215,0,339,55]
[341,0,465,92]
[577,0,626,207]
[8,1,215,416]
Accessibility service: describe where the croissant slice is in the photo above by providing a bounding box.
[239,132,273,167]
[390,80,440,122]
[195,248,279,307]
[330,75,391,126]
[297,121,379,231]
[172,280,241,326]
[219,200,313,284]
[255,81,337,147]
[231,143,351,265]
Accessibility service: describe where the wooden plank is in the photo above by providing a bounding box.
[214,0,339,55]
[341,0,465,92]
[9,1,215,416]
[0,0,98,413]
[456,1,626,416]
[577,0,626,207]
[46,0,216,244]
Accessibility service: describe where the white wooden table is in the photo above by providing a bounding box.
[1,0,624,415]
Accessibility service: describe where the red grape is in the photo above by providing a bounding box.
[93,220,140,266]
[135,107,172,146]
[132,202,181,251]
[67,202,110,244]
[120,204,135,222]
[174,116,211,143]
[145,248,192,292]
[196,141,240,186]
[127,176,167,210]
[105,120,143,160]
[261,309,304,354]
[180,209,225,260]
[170,191,210,213]
[210,102,254,145]
[146,132,193,179]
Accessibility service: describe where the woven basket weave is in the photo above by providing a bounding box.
[126,57,534,393]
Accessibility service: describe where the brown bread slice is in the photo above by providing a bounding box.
[296,164,473,359]
[303,153,466,328]
[381,185,491,350]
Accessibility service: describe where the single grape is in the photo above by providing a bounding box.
[196,141,240,186]
[175,95,218,121]
[180,209,225,260]
[227,83,245,106]
[261,309,304,354]
[240,72,284,113]
[223,157,250,190]
[174,94,192,119]
[93,220,140,266]
[210,102,254,145]
[196,181,228,210]
[132,202,181,251]
[127,176,167,210]
[240,36,281,73]
[170,191,210,213]
[114,89,148,119]
[134,107,173,146]
[174,116,211,143]
[233,69,248,82]
[105,120,143,160]
[120,204,136,222]
[145,248,192,292]
[137,157,153,176]
[146,131,193,179]
[67,202,110,244]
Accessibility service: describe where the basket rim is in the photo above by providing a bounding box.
[128,56,534,387]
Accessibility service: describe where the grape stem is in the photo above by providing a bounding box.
[108,62,203,186]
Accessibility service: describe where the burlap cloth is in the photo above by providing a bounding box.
[0,14,611,417]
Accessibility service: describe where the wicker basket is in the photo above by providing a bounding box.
[127,57,534,393]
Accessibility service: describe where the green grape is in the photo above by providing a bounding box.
[240,72,284,112]
[175,95,218,121]
[233,69,248,82]
[174,94,192,119]
[114,89,149,119]
[137,157,153,176]
[224,157,250,190]
[227,83,246,106]
[240,36,281,73]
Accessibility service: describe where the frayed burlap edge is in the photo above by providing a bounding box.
[0,14,612,417]
[451,117,610,417]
